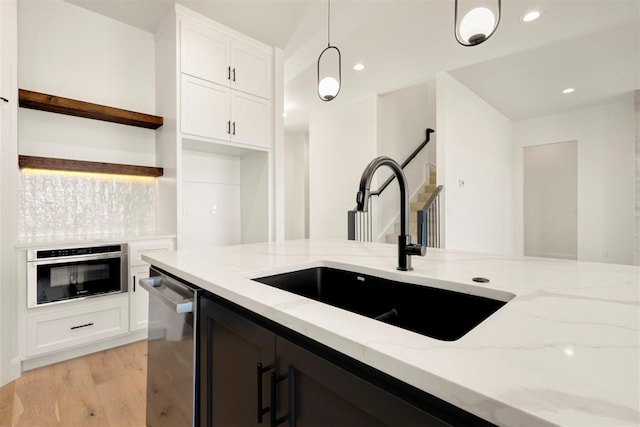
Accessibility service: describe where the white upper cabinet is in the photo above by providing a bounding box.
[230,91,270,149]
[181,75,231,141]
[181,74,271,150]
[230,40,271,99]
[180,17,272,100]
[180,20,230,86]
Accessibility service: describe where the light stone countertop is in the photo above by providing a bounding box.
[14,233,176,249]
[142,239,640,427]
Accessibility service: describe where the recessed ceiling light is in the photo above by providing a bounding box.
[522,10,541,22]
[353,63,365,71]
[562,88,575,94]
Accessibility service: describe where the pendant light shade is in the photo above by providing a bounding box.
[317,0,341,101]
[455,0,501,46]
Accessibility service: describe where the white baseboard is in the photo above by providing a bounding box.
[21,330,147,371]
[525,250,577,260]
[0,356,22,387]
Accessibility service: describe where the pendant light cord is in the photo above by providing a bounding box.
[327,0,331,47]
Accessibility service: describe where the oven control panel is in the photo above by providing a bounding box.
[35,245,123,259]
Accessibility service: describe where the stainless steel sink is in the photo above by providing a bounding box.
[253,266,510,341]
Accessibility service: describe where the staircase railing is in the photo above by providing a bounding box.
[347,128,434,242]
[416,185,443,248]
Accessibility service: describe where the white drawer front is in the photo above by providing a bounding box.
[26,299,128,357]
[128,239,174,267]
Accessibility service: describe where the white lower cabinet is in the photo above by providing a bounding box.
[25,295,129,357]
[129,265,150,332]
[128,239,174,333]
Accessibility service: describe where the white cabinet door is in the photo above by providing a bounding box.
[230,39,271,99]
[129,265,150,332]
[180,19,230,86]
[231,91,271,149]
[181,75,230,140]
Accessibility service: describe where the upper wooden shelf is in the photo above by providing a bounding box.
[18,89,163,129]
[19,155,164,178]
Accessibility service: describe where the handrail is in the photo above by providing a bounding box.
[348,127,435,242]
[370,128,434,196]
[419,184,443,210]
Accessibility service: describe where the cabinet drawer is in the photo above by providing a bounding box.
[128,239,174,267]
[25,298,128,357]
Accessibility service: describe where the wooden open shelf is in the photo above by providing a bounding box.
[18,89,163,129]
[19,155,164,178]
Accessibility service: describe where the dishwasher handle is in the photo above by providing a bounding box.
[139,277,194,314]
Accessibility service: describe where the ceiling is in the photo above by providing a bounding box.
[63,0,640,133]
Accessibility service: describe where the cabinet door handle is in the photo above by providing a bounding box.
[70,322,94,330]
[232,68,236,82]
[0,97,8,103]
[232,121,236,135]
[227,120,231,134]
[227,66,231,80]
[257,363,273,423]
[269,365,295,427]
[133,275,136,292]
[288,366,296,427]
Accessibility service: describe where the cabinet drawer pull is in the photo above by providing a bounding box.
[288,366,296,427]
[70,322,94,330]
[257,362,273,423]
[269,365,295,427]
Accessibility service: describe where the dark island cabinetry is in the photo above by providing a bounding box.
[198,292,493,426]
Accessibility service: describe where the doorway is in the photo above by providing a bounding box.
[523,141,578,260]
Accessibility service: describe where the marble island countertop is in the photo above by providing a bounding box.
[142,239,640,426]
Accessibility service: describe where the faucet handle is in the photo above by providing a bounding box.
[405,243,426,257]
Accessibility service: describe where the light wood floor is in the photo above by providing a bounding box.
[0,340,147,427]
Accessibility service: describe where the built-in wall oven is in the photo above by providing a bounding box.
[26,244,127,308]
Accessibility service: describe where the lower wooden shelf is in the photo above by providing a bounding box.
[19,155,164,178]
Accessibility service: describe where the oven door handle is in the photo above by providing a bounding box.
[139,277,194,314]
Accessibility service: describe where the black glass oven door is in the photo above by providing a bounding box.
[35,257,122,305]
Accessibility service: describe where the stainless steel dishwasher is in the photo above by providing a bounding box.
[139,267,200,427]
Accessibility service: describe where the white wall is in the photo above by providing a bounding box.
[18,0,156,166]
[436,72,514,255]
[308,96,377,239]
[284,132,308,239]
[634,90,640,266]
[524,141,578,259]
[514,93,635,265]
[181,150,241,249]
[376,80,436,240]
[0,0,20,387]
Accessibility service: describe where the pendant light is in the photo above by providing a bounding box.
[317,0,341,101]
[454,0,501,46]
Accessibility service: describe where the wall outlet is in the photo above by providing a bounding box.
[458,179,465,188]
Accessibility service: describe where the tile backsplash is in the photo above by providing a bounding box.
[18,170,156,242]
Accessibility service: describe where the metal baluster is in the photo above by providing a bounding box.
[437,195,441,248]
